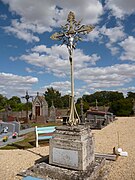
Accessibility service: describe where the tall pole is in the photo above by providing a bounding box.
[69,51,75,124]
[51,11,94,125]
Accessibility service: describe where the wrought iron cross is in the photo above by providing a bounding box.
[51,11,94,126]
[21,91,33,123]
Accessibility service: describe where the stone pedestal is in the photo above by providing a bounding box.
[49,125,95,171]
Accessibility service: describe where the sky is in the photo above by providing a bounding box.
[1,0,135,100]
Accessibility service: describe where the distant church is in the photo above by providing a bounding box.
[32,92,48,121]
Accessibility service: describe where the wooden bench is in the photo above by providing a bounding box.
[35,126,56,147]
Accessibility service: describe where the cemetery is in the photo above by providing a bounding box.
[18,11,116,180]
[0,10,134,180]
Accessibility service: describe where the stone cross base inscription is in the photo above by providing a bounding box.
[49,125,95,171]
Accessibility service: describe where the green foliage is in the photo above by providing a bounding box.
[109,98,133,116]
[14,103,25,111]
[22,102,32,111]
[0,90,134,117]
[44,87,63,108]
[0,94,8,110]
[127,91,135,99]
[82,91,124,106]
[61,95,70,108]
[7,96,21,110]
[0,94,32,112]
[76,99,89,115]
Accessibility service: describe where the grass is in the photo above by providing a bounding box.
[30,121,62,127]
[0,132,35,150]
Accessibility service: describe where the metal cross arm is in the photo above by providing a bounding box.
[50,11,94,126]
[50,11,94,43]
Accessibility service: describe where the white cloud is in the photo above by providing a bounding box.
[25,67,34,73]
[100,25,126,55]
[106,0,135,19]
[75,63,135,89]
[101,25,125,43]
[0,14,7,20]
[119,36,135,61]
[41,81,87,98]
[18,44,100,77]
[42,81,71,95]
[38,62,135,97]
[106,43,119,55]
[116,86,135,97]
[18,43,135,95]
[0,72,38,98]
[2,0,103,42]
[86,27,101,42]
[4,19,40,43]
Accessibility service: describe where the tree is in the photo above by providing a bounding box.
[127,92,135,99]
[61,95,70,108]
[0,94,8,110]
[7,96,21,110]
[76,98,89,114]
[44,87,63,108]
[109,98,133,116]
[82,91,124,106]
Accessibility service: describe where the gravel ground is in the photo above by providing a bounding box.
[93,117,135,180]
[0,117,135,180]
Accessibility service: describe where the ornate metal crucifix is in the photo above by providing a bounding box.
[21,91,33,123]
[51,11,94,126]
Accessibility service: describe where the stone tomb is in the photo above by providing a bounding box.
[49,125,95,171]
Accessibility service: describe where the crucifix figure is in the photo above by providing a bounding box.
[51,11,94,126]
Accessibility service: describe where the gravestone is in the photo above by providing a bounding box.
[49,103,56,122]
[12,121,20,134]
[0,122,15,133]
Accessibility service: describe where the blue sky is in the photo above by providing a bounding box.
[1,0,135,100]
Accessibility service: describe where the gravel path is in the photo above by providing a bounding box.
[93,117,135,180]
[0,117,135,180]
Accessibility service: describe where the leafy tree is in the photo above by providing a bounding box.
[61,95,70,108]
[0,94,8,110]
[23,102,32,111]
[76,98,89,114]
[127,92,135,99]
[82,91,124,106]
[7,96,21,110]
[14,103,25,111]
[44,87,63,108]
[109,98,133,116]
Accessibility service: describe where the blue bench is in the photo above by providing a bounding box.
[35,126,56,147]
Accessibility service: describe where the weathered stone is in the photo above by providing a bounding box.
[49,125,95,171]
[19,156,106,180]
[48,102,56,122]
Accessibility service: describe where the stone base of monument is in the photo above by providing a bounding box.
[19,125,106,179]
[19,156,105,180]
[49,125,95,171]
